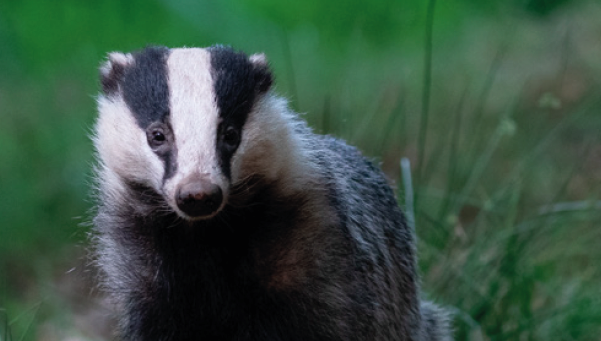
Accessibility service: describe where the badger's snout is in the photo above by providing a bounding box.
[175,179,224,219]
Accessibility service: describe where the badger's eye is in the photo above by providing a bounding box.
[223,127,240,147]
[147,125,169,149]
[151,130,165,142]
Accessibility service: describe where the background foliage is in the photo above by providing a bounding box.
[1,0,600,340]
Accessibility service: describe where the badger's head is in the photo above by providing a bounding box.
[94,46,287,221]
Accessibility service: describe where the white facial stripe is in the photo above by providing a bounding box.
[164,48,226,196]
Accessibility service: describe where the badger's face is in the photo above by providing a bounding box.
[95,46,273,221]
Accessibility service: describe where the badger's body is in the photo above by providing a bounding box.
[92,46,450,341]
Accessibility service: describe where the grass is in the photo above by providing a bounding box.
[410,57,601,340]
[1,0,600,339]
[416,0,437,182]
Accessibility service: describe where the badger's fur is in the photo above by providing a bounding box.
[92,45,450,341]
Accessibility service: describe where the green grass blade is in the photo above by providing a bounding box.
[416,0,437,182]
[401,157,415,233]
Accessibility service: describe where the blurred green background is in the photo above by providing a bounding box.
[1,0,600,340]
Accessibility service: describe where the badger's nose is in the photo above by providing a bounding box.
[176,180,223,218]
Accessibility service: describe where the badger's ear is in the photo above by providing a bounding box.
[100,52,134,95]
[250,53,273,94]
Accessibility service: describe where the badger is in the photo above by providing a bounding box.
[91,45,450,341]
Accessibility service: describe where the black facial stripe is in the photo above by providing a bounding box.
[209,45,272,179]
[162,149,177,182]
[210,46,258,127]
[121,46,178,180]
[122,46,171,129]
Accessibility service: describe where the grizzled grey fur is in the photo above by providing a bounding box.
[91,45,451,340]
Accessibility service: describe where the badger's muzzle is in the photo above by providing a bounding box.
[175,178,224,219]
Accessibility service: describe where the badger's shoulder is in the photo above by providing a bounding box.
[307,134,404,223]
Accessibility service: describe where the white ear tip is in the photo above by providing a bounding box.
[101,52,134,76]
[249,53,268,66]
[100,52,134,94]
[108,52,134,65]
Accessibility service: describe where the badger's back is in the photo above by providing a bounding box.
[92,45,450,341]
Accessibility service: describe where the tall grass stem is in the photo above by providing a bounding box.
[280,30,298,109]
[416,0,437,182]
[401,157,415,233]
